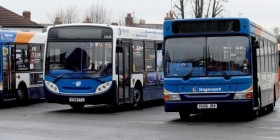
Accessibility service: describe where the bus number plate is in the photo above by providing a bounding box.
[197,104,217,109]
[69,98,85,102]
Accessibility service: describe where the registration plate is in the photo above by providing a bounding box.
[69,98,85,102]
[197,104,217,109]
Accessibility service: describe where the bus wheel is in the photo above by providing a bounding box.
[70,103,85,111]
[267,102,275,112]
[16,87,28,104]
[133,87,143,108]
[179,111,190,120]
[246,97,261,120]
[267,89,276,112]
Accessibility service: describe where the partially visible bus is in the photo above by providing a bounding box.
[163,18,279,120]
[0,30,46,103]
[278,44,280,80]
[44,24,163,110]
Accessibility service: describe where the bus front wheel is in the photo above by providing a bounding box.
[246,97,261,120]
[16,87,28,104]
[179,111,190,120]
[267,90,276,112]
[133,87,143,108]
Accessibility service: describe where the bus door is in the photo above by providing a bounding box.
[252,38,260,108]
[117,41,131,104]
[2,44,16,98]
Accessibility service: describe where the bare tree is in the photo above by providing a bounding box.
[273,27,280,43]
[63,4,80,23]
[211,0,228,17]
[83,3,112,24]
[48,4,80,24]
[172,0,228,19]
[115,13,126,26]
[172,0,187,19]
[191,0,204,18]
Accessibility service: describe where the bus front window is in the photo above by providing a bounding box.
[165,36,249,78]
[207,36,249,75]
[165,37,206,77]
[46,42,112,76]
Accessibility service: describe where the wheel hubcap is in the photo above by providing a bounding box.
[17,90,25,101]
[134,90,140,104]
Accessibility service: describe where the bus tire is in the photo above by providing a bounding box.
[246,108,258,120]
[16,86,28,104]
[246,96,261,120]
[179,111,190,120]
[133,86,143,109]
[267,87,276,112]
[70,103,85,111]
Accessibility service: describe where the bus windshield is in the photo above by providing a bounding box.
[165,36,249,78]
[46,42,112,76]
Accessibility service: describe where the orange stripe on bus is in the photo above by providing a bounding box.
[245,86,253,92]
[255,25,262,36]
[15,32,35,43]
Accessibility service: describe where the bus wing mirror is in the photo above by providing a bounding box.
[116,46,123,53]
[116,40,123,53]
[253,40,260,48]
[157,42,162,50]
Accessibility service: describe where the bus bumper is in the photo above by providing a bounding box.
[164,100,253,113]
[44,84,117,105]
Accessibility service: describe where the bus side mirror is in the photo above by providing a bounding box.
[116,46,123,53]
[116,40,123,53]
[253,40,260,49]
[157,42,162,50]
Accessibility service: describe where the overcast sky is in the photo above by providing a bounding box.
[1,0,279,31]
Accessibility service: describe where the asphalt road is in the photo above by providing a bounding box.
[0,100,280,140]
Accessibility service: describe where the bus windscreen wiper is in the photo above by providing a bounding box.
[81,74,105,83]
[183,67,196,80]
[53,73,76,83]
[215,67,230,80]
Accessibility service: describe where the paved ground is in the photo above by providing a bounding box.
[0,100,280,140]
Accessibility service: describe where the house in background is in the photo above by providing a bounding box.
[124,11,174,30]
[0,6,44,33]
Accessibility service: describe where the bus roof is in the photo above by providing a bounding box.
[164,18,277,42]
[47,23,163,41]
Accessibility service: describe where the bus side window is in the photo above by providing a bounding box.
[15,44,29,71]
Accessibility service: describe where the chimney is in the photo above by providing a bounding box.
[164,11,174,20]
[22,11,31,20]
[125,13,133,27]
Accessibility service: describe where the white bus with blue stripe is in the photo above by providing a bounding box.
[44,24,163,110]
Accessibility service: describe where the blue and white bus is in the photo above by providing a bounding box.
[44,24,163,110]
[0,30,45,103]
[163,18,279,120]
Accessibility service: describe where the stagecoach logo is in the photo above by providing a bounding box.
[192,87,222,92]
[74,81,82,87]
[192,87,198,92]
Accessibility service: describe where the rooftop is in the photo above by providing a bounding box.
[0,6,43,28]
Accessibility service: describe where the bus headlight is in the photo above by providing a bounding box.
[45,81,60,94]
[234,92,253,99]
[95,81,112,95]
[164,89,181,101]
